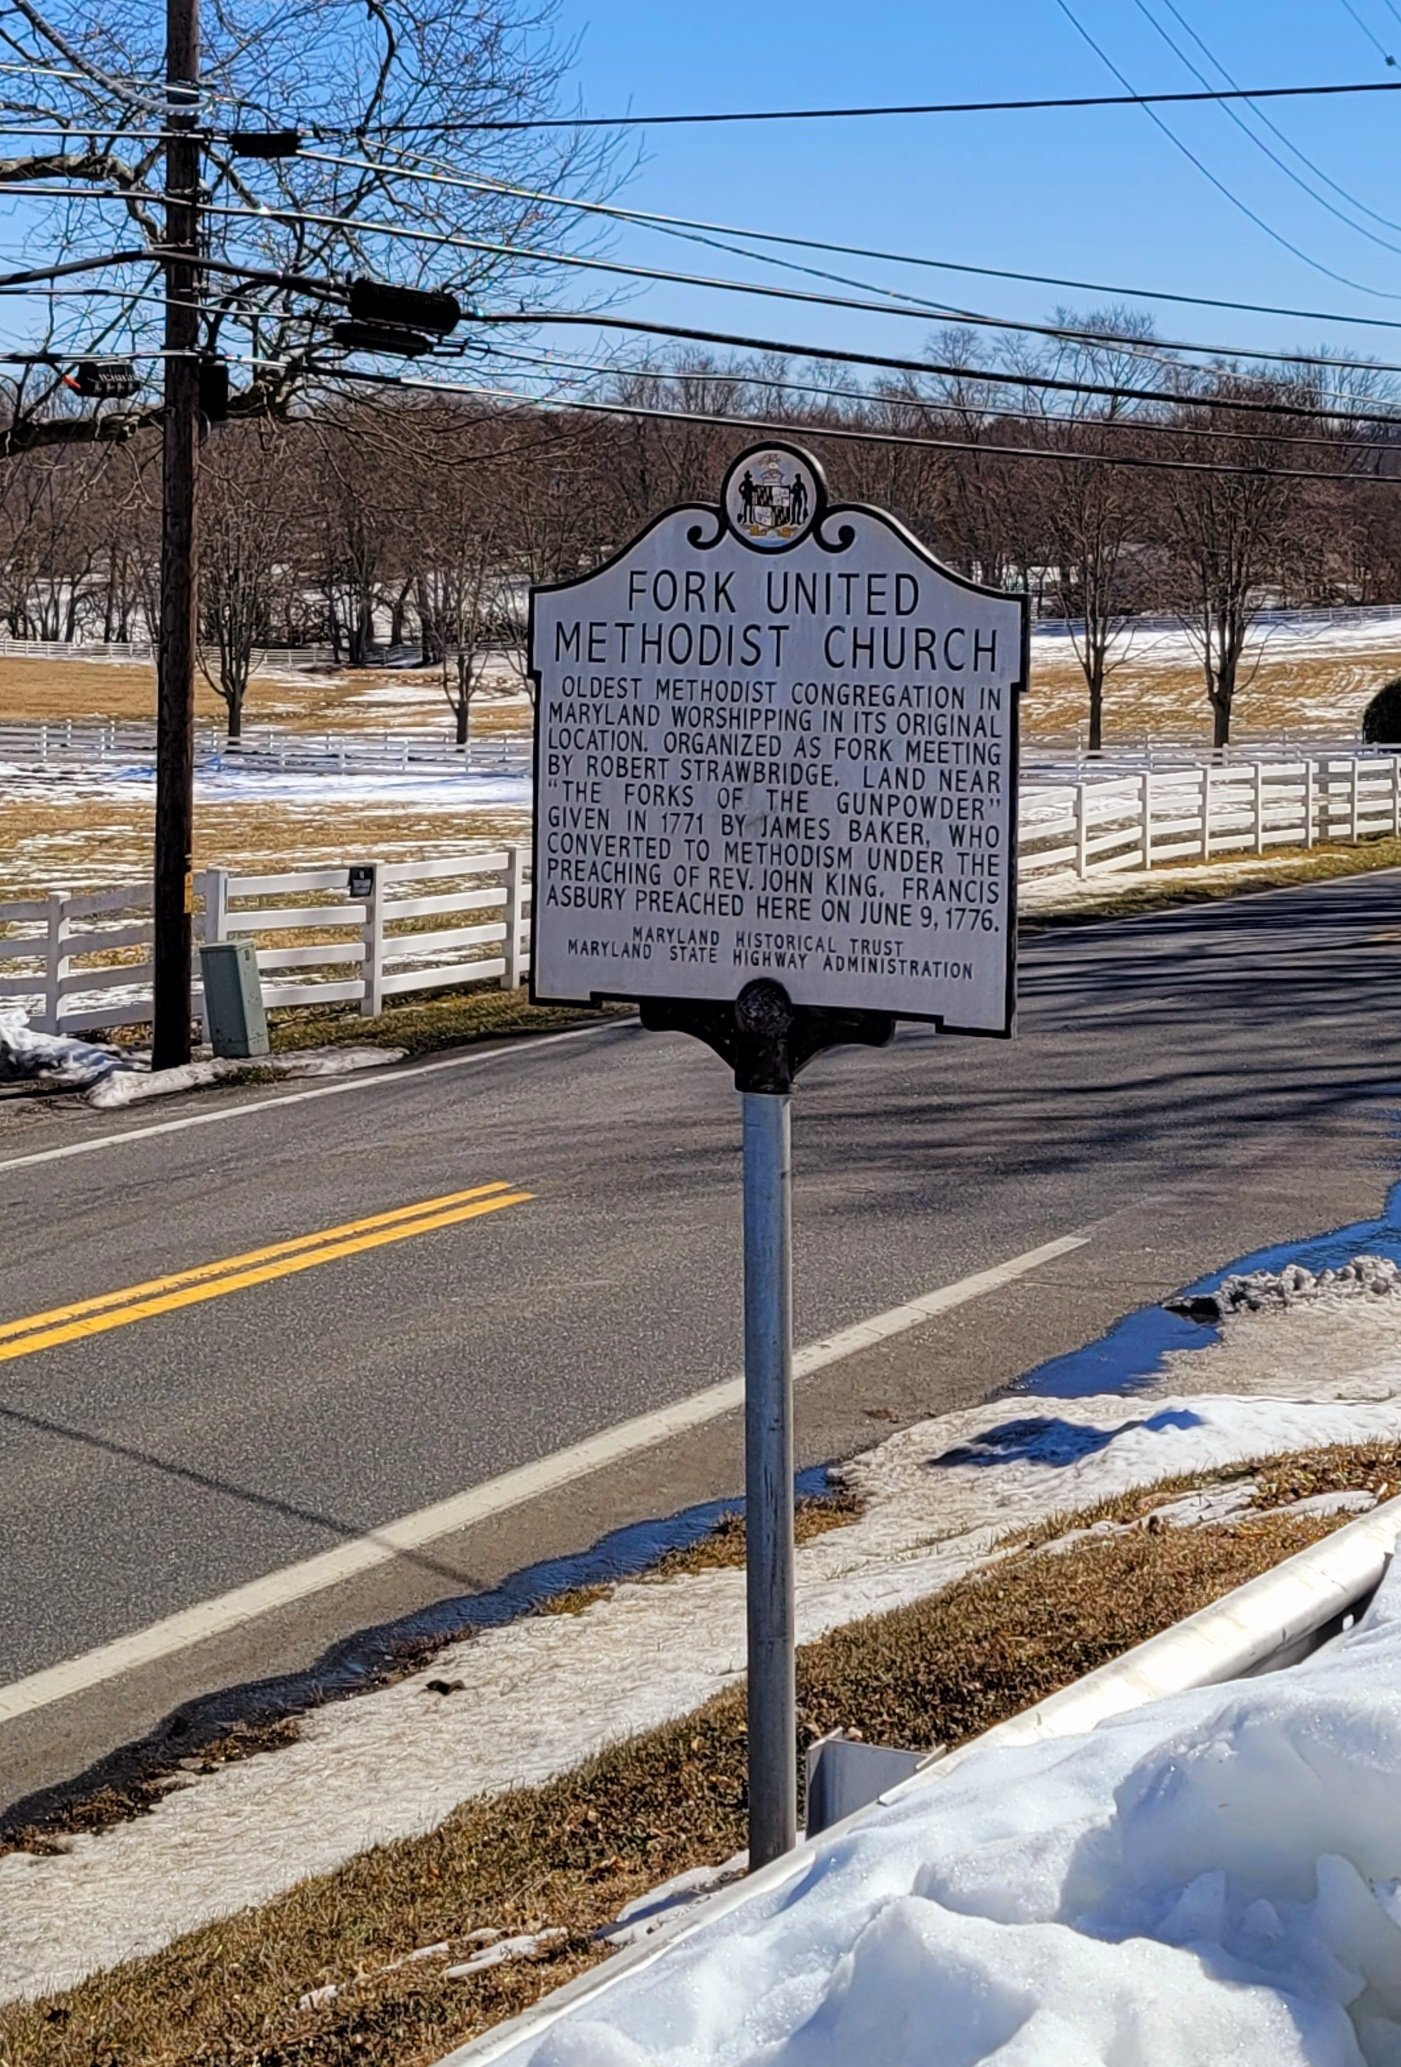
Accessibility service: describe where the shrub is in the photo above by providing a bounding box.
[1362,677,1401,744]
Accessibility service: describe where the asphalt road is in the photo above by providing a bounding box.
[3,870,1400,1807]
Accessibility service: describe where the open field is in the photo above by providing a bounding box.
[4,620,1400,748]
[0,777,530,896]
[0,654,528,736]
[5,618,1398,902]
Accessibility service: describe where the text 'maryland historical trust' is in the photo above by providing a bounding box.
[528,443,1027,1035]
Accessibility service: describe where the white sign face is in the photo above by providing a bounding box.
[529,445,1026,1033]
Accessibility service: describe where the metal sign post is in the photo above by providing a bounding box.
[527,444,1026,1869]
[742,1083,795,1864]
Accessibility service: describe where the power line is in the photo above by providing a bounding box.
[463,307,1401,427]
[317,361,1398,485]
[1128,0,1401,253]
[1146,0,1401,236]
[25,142,1401,384]
[312,78,1401,135]
[1050,0,1401,298]
[479,340,1401,455]
[301,143,1401,388]
[1335,0,1398,66]
[310,141,1401,341]
[170,188,1401,395]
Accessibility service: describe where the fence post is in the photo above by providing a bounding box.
[1393,755,1400,840]
[1200,766,1212,861]
[1074,781,1088,879]
[1253,761,1265,855]
[360,861,386,1017]
[42,890,70,1035]
[1139,771,1152,870]
[1351,758,1361,844]
[192,868,228,1040]
[502,845,525,990]
[1305,759,1316,849]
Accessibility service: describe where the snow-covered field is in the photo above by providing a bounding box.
[5,1243,1401,2007]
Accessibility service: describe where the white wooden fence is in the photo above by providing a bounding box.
[0,636,334,668]
[0,851,530,1036]
[0,716,524,773]
[1020,754,1401,879]
[5,749,1400,1037]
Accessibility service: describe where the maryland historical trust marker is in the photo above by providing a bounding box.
[527,444,1029,1875]
[529,442,1027,1034]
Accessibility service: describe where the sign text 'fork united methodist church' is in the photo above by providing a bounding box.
[528,444,1027,1034]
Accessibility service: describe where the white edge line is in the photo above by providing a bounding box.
[0,1020,629,1177]
[0,1231,1088,1727]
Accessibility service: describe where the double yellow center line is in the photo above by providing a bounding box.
[0,1181,532,1365]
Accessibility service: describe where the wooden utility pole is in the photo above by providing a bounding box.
[152,0,201,1068]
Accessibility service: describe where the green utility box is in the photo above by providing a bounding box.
[199,940,269,1058]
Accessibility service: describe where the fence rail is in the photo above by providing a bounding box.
[0,636,335,668]
[1019,753,1401,879]
[0,851,532,1036]
[4,748,1398,1036]
[0,716,525,774]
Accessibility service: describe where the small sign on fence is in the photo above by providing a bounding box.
[527,446,1029,1873]
[347,864,376,901]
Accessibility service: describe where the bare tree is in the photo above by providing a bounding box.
[1020,311,1160,752]
[0,0,626,455]
[197,424,294,739]
[1160,370,1326,747]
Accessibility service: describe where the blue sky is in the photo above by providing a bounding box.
[538,0,1401,373]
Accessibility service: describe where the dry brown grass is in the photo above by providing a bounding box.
[1,635,1391,746]
[0,792,530,900]
[1022,643,1401,743]
[0,1447,1389,2067]
[0,655,530,737]
[270,987,618,1058]
[535,1492,865,1615]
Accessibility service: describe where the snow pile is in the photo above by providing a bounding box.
[1173,1255,1401,1323]
[0,1009,132,1088]
[513,1563,1401,2067]
[84,1044,405,1108]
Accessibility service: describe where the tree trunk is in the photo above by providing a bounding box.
[455,698,469,748]
[1087,657,1104,755]
[226,690,243,743]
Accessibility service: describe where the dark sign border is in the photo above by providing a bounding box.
[526,442,1028,1040]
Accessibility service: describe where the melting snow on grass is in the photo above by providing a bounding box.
[3,1271,1401,2003]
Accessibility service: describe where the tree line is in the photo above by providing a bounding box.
[4,314,1401,748]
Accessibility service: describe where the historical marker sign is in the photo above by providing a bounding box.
[529,444,1027,1032]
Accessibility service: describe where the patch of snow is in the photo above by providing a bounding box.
[601,1858,748,1950]
[444,1930,567,1979]
[267,1045,405,1078]
[298,1982,339,2011]
[1284,1489,1380,1519]
[83,1045,405,1108]
[1176,1254,1401,1322]
[0,1009,133,1088]
[85,1057,244,1107]
[502,1555,1401,2067]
